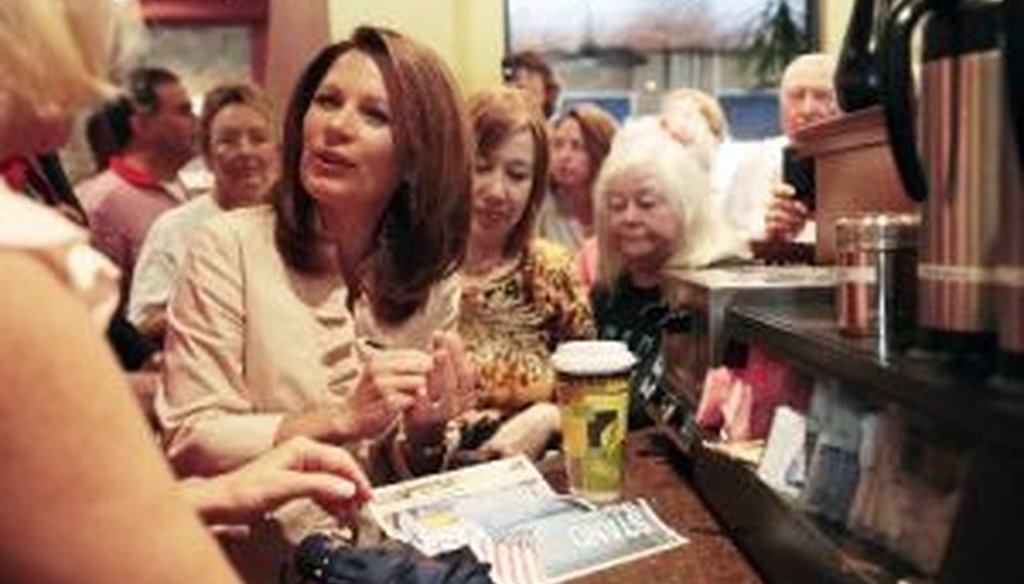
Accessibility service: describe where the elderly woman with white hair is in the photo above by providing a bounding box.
[590,121,750,425]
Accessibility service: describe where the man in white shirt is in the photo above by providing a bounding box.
[720,54,838,241]
[128,83,277,339]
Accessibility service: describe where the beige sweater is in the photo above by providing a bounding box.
[156,205,459,477]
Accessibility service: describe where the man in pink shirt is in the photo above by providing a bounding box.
[77,67,198,297]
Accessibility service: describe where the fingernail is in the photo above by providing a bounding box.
[337,480,356,498]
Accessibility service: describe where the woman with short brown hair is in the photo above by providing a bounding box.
[458,87,594,458]
[536,103,618,252]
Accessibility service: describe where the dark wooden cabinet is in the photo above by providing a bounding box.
[658,302,1024,584]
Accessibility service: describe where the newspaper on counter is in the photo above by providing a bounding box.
[368,455,688,584]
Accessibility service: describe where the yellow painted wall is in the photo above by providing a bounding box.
[327,0,505,95]
[820,0,855,55]
[455,0,507,95]
[267,0,330,113]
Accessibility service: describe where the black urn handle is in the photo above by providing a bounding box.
[880,0,941,202]
[1008,0,1024,173]
[835,0,889,111]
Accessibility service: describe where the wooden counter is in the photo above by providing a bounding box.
[541,430,763,584]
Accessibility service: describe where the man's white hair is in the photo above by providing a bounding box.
[781,53,837,91]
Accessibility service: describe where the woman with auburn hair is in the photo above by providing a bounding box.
[458,87,594,459]
[536,103,618,254]
[158,26,479,483]
[157,26,480,577]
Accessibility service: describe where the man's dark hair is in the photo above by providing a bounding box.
[501,51,560,117]
[84,98,133,170]
[126,66,181,114]
[84,67,182,168]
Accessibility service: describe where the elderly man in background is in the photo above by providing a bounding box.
[720,53,838,242]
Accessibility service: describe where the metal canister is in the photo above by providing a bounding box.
[836,214,920,345]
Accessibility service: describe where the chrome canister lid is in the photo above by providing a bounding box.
[835,213,921,251]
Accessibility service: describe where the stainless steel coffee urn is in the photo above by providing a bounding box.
[880,0,1013,351]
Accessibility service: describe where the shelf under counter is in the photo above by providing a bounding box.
[647,394,926,584]
[686,440,922,584]
[722,303,1024,454]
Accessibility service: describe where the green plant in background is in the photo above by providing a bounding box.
[741,0,810,88]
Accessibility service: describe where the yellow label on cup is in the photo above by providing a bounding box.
[560,376,629,501]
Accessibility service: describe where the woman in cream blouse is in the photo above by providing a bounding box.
[157,27,479,481]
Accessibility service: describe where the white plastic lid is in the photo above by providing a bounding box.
[550,340,637,376]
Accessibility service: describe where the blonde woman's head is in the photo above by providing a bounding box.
[0,0,136,157]
[593,120,749,288]
[661,88,727,143]
[659,88,728,171]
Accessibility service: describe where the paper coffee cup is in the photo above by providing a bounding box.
[551,341,636,503]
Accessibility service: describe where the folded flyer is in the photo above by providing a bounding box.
[368,456,687,584]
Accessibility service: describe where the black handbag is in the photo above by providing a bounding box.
[293,533,495,584]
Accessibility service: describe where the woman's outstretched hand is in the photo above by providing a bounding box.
[404,332,479,446]
[183,436,373,525]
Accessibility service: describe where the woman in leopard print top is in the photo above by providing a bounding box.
[458,87,595,459]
